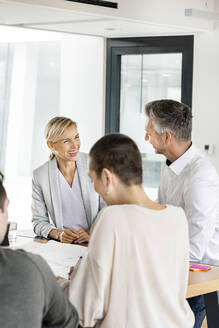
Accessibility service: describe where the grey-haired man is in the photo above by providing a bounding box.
[144,99,219,328]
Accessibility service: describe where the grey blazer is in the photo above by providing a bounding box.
[32,152,104,238]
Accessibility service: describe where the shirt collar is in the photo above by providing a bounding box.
[167,143,196,175]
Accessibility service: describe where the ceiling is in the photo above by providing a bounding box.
[0,0,200,38]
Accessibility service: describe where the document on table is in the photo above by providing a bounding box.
[12,240,87,279]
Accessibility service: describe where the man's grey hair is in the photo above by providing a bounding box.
[145,99,193,141]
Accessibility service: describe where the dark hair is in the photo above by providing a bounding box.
[89,133,142,186]
[145,99,193,141]
[0,172,7,211]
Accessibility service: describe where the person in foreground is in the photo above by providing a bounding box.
[69,133,194,328]
[145,99,219,328]
[0,173,78,328]
[32,116,104,244]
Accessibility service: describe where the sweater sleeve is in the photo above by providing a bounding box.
[28,253,78,328]
[69,209,114,327]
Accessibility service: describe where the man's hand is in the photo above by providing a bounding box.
[73,229,90,244]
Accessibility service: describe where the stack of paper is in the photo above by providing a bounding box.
[13,240,87,279]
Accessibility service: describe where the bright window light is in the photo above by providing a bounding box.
[0,25,63,43]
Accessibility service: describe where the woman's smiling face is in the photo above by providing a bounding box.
[47,125,81,162]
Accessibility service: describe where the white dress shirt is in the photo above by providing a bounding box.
[158,144,219,263]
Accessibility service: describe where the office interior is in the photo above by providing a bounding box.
[0,0,218,237]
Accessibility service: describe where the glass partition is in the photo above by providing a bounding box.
[1,41,61,230]
[120,53,182,199]
[0,44,12,171]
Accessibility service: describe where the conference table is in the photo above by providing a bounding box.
[187,264,219,327]
[14,232,219,328]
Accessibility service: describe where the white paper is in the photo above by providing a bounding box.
[13,240,87,279]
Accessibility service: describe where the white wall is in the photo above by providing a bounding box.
[192,27,219,171]
[60,34,105,153]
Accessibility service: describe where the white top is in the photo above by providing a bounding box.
[59,169,89,231]
[158,144,219,263]
[69,204,194,328]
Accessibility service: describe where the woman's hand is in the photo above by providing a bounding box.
[73,229,90,244]
[68,266,75,279]
[48,228,89,243]
[48,228,79,243]
[60,229,80,243]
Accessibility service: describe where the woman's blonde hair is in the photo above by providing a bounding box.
[44,117,77,160]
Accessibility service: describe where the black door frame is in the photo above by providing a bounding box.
[105,35,194,133]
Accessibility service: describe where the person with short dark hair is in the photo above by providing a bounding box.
[0,174,78,328]
[145,99,219,328]
[69,133,194,328]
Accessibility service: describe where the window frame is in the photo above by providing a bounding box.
[105,35,194,133]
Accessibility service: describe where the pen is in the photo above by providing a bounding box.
[68,256,83,280]
[76,255,83,267]
[77,255,83,263]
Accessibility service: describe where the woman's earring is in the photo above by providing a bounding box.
[106,189,110,195]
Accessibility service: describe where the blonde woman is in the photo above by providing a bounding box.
[32,117,104,244]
